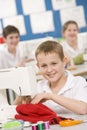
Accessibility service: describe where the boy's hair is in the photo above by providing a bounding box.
[35,40,64,61]
[3,25,20,38]
[62,20,79,33]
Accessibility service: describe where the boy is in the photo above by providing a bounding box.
[31,40,87,114]
[14,40,87,115]
[0,25,26,69]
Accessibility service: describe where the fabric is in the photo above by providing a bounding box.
[0,44,21,69]
[37,70,87,113]
[15,103,72,124]
[60,41,83,58]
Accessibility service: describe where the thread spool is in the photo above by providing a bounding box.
[43,121,50,130]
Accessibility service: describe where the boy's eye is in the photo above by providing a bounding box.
[52,62,57,65]
[10,36,13,39]
[16,36,19,39]
[41,64,47,68]
[74,29,77,32]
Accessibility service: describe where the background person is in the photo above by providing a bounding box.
[61,20,84,67]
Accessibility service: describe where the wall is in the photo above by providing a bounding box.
[0,0,87,41]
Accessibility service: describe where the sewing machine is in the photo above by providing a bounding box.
[0,66,37,120]
[0,66,37,96]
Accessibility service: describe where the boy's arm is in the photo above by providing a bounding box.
[16,58,34,67]
[31,92,87,115]
[16,59,26,67]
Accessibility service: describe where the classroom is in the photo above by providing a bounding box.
[0,0,87,130]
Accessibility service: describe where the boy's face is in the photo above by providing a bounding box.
[63,24,78,42]
[4,33,19,50]
[37,52,66,83]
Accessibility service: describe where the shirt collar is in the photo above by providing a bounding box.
[4,44,19,58]
[58,70,74,95]
[43,70,74,94]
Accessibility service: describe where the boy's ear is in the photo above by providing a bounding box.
[63,56,68,67]
[36,63,39,68]
[62,31,65,37]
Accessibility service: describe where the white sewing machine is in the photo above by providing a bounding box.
[0,66,37,96]
[0,66,37,121]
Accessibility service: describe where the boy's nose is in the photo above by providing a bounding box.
[47,66,52,72]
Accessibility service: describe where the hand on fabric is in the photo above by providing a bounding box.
[31,93,52,104]
[21,96,32,104]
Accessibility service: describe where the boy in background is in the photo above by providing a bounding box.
[0,25,27,69]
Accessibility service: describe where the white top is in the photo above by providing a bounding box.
[61,41,83,57]
[0,44,21,69]
[37,70,87,114]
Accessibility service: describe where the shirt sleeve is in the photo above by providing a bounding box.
[74,77,87,103]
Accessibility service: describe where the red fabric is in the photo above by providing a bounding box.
[15,103,72,124]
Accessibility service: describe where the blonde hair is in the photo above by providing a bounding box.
[62,20,79,33]
[35,40,64,61]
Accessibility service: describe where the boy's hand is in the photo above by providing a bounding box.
[13,96,32,105]
[16,58,35,67]
[16,59,26,67]
[31,93,52,104]
[21,96,32,104]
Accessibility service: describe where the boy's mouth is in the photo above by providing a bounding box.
[47,73,56,78]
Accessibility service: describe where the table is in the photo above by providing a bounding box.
[1,107,87,130]
[24,114,87,130]
[25,124,87,130]
[0,113,82,130]
[70,63,87,79]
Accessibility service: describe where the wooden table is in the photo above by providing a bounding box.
[70,63,87,79]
